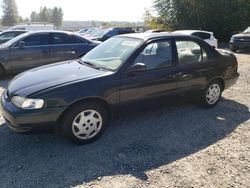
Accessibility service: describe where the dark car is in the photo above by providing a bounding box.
[0,30,98,76]
[0,30,27,44]
[1,33,239,144]
[90,27,135,42]
[229,27,250,52]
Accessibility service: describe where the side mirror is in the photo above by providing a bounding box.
[18,41,25,48]
[127,63,147,75]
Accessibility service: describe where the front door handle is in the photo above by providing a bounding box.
[175,72,182,77]
[175,72,192,79]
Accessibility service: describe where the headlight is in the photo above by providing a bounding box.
[11,96,44,109]
[230,37,235,42]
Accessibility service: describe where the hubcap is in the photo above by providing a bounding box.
[72,110,103,140]
[206,83,221,105]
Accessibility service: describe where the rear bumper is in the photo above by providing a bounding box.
[224,73,239,90]
[1,91,66,131]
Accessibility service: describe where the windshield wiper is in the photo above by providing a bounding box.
[77,59,101,70]
[77,59,112,71]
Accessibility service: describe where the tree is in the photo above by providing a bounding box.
[39,6,50,22]
[30,11,39,22]
[149,0,250,41]
[29,7,63,26]
[1,0,19,26]
[51,7,63,26]
[23,17,30,22]
[143,8,167,30]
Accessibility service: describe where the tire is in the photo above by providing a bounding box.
[62,102,108,144]
[200,80,222,108]
[229,45,237,52]
[0,65,5,78]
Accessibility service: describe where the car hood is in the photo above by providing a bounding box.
[8,60,110,96]
[233,33,250,38]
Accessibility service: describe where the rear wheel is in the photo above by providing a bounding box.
[200,80,222,108]
[62,102,108,144]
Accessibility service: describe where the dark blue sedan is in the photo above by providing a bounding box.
[1,33,239,144]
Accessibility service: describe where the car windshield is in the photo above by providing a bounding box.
[2,32,28,47]
[91,29,110,38]
[243,27,250,33]
[81,37,142,71]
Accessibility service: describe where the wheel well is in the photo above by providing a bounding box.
[210,78,225,91]
[56,98,113,130]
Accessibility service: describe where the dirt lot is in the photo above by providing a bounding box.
[0,52,249,188]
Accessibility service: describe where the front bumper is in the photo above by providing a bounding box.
[229,41,250,50]
[1,91,66,131]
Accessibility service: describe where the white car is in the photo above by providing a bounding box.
[172,30,218,48]
[9,24,56,31]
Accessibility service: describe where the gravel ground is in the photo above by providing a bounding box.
[0,51,249,188]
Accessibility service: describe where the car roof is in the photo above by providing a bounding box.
[1,30,27,33]
[24,30,73,35]
[2,30,92,47]
[119,32,200,41]
[173,30,213,35]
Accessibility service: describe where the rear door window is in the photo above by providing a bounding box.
[51,33,70,44]
[176,40,208,64]
[51,33,88,44]
[68,35,87,44]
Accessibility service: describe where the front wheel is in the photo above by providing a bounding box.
[62,102,108,144]
[200,80,222,108]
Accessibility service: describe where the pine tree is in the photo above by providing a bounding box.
[1,0,19,26]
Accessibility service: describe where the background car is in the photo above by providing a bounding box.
[76,28,88,35]
[9,24,56,31]
[0,30,27,44]
[144,29,168,33]
[229,26,250,52]
[79,28,99,37]
[172,30,218,48]
[0,30,99,76]
[89,27,135,41]
[1,33,239,144]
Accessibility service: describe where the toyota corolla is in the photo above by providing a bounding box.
[1,33,239,144]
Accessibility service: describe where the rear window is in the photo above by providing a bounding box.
[192,32,211,40]
[51,33,85,44]
[118,29,135,35]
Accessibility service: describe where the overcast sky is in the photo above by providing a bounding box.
[0,0,153,22]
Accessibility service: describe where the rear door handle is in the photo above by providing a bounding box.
[181,74,190,78]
